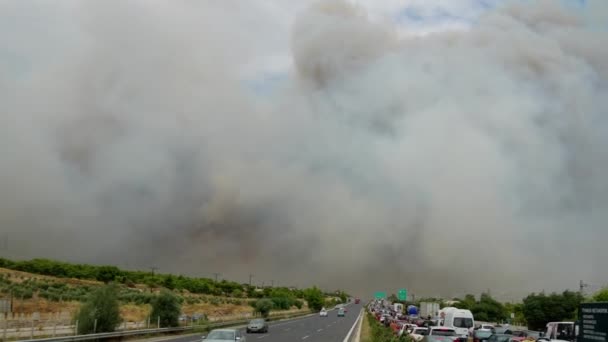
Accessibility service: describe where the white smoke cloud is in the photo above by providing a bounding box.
[1,0,607,299]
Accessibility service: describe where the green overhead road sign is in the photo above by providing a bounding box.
[398,289,407,301]
[374,292,387,300]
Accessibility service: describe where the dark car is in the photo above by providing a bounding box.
[246,318,268,333]
[488,334,515,342]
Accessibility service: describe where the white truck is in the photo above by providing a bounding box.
[420,302,440,319]
[442,308,475,339]
[394,303,404,313]
[540,322,577,342]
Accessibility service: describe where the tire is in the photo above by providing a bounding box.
[246,329,250,334]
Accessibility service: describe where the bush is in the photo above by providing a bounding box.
[76,284,122,334]
[304,287,325,311]
[254,299,273,318]
[294,300,303,309]
[150,290,182,328]
[367,313,411,342]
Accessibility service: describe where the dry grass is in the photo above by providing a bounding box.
[121,303,152,322]
[360,312,372,342]
[0,267,304,323]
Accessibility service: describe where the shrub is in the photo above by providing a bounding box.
[150,290,181,328]
[76,284,122,334]
[254,299,273,318]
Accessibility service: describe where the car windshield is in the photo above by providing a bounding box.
[433,329,457,336]
[454,317,474,328]
[206,331,235,340]
[251,319,264,324]
[476,330,493,338]
[415,329,429,335]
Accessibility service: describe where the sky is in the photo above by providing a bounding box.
[1,0,608,301]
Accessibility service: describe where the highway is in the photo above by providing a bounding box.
[164,303,362,342]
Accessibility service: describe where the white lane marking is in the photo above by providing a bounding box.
[327,325,332,328]
[284,328,291,331]
[342,309,364,342]
[302,335,310,340]
[257,335,268,339]
[317,329,323,332]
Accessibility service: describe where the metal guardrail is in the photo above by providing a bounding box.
[15,311,314,342]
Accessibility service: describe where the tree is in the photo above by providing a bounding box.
[593,288,608,302]
[150,290,182,327]
[95,266,122,283]
[522,291,582,330]
[76,284,122,334]
[304,287,325,311]
[255,299,274,318]
[472,293,507,322]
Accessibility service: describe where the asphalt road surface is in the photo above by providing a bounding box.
[164,303,361,342]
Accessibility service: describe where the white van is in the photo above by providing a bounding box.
[443,309,475,339]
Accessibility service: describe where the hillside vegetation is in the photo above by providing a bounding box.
[0,258,347,322]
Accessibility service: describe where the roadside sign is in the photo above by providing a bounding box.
[511,313,515,319]
[374,292,387,300]
[579,302,608,342]
[398,289,407,301]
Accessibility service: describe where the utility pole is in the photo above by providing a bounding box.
[213,273,220,282]
[249,274,254,288]
[149,267,158,275]
[580,280,589,295]
[271,280,274,288]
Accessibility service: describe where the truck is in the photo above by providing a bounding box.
[420,302,440,319]
[443,308,475,339]
[541,322,577,342]
[394,303,404,313]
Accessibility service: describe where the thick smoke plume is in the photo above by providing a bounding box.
[1,0,607,299]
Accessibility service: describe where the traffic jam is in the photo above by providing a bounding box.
[367,300,577,342]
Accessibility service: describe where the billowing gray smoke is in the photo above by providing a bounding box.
[1,0,607,299]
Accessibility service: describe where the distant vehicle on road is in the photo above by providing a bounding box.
[320,309,328,317]
[246,318,268,333]
[488,334,515,342]
[203,328,245,341]
[474,329,494,342]
[443,308,475,339]
[337,308,346,317]
[410,327,430,341]
[355,298,361,304]
[424,327,458,342]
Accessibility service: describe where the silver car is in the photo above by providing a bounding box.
[246,318,268,333]
[202,328,246,341]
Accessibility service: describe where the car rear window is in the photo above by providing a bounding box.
[476,330,493,338]
[433,329,457,336]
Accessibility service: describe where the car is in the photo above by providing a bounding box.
[474,329,494,342]
[338,308,345,317]
[424,327,458,342]
[202,328,246,341]
[246,318,268,333]
[410,327,430,341]
[488,334,516,342]
[320,309,328,317]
